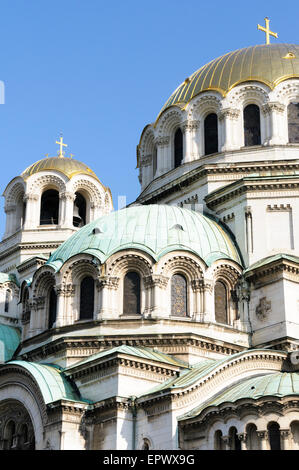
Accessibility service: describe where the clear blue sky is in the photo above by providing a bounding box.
[0,0,298,232]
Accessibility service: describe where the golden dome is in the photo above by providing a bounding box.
[158,43,299,119]
[21,156,100,181]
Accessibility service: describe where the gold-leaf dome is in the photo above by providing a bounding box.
[21,156,100,182]
[158,43,299,120]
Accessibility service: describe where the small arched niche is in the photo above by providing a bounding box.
[214,280,228,324]
[40,189,59,225]
[123,271,141,315]
[79,276,95,320]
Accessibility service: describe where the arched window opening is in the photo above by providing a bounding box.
[204,113,218,155]
[246,424,260,450]
[243,104,261,146]
[80,276,95,320]
[123,272,141,315]
[40,189,59,225]
[229,427,241,450]
[171,273,187,317]
[214,430,224,450]
[214,280,228,324]
[73,192,86,227]
[268,422,281,450]
[142,439,150,450]
[153,146,157,177]
[288,102,299,143]
[4,420,16,449]
[174,128,183,168]
[291,421,299,450]
[4,289,11,313]
[48,287,57,329]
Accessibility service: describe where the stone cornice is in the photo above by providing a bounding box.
[138,350,286,408]
[18,330,245,363]
[137,157,299,204]
[205,175,299,209]
[179,396,299,429]
[245,257,299,284]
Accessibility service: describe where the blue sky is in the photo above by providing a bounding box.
[0,0,298,232]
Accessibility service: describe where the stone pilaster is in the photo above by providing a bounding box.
[256,430,269,450]
[181,120,200,163]
[97,276,120,319]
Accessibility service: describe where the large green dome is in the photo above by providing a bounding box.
[46,205,241,271]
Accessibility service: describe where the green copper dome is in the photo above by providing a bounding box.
[46,205,241,271]
[0,324,21,362]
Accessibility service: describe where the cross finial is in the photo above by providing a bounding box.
[56,134,67,157]
[257,17,278,45]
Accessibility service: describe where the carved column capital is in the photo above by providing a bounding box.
[154,136,170,147]
[191,278,204,292]
[98,276,120,290]
[144,274,169,290]
[219,107,240,121]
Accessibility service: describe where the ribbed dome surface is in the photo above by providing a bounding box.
[21,156,99,181]
[158,43,299,119]
[46,204,241,271]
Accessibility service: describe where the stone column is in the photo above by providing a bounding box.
[202,281,213,322]
[182,120,200,163]
[191,279,204,321]
[237,433,247,450]
[3,204,16,238]
[280,429,290,450]
[56,284,76,325]
[139,155,153,189]
[263,102,286,145]
[60,191,75,228]
[29,296,45,336]
[221,435,230,450]
[257,430,269,450]
[155,136,170,176]
[23,194,39,229]
[55,285,66,327]
[97,276,119,319]
[144,274,169,318]
[219,108,240,151]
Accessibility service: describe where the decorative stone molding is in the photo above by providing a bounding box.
[23,194,39,202]
[154,136,170,147]
[191,279,204,292]
[97,276,120,290]
[27,174,66,193]
[30,296,45,311]
[55,283,76,297]
[59,191,75,201]
[262,101,285,115]
[181,120,200,133]
[266,203,292,211]
[107,253,153,278]
[143,274,169,290]
[141,154,152,167]
[218,108,240,121]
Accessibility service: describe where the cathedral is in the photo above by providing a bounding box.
[1,21,299,451]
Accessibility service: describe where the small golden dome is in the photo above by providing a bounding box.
[158,43,299,120]
[21,156,99,181]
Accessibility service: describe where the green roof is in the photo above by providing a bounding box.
[0,273,19,287]
[7,361,86,404]
[179,371,299,421]
[65,345,189,372]
[46,205,241,271]
[245,253,299,274]
[0,324,21,362]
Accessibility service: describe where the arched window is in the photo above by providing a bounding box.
[291,421,299,450]
[73,192,86,227]
[214,430,224,450]
[4,420,16,449]
[229,427,241,450]
[246,423,260,450]
[204,113,218,155]
[288,102,299,143]
[4,289,10,313]
[174,128,183,168]
[80,276,95,320]
[268,422,281,450]
[244,104,261,146]
[214,280,228,324]
[153,146,157,177]
[123,272,141,315]
[48,287,57,328]
[40,189,59,225]
[171,274,187,317]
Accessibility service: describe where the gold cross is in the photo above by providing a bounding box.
[258,17,278,45]
[56,135,67,157]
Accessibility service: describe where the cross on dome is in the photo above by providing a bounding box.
[257,17,278,45]
[56,135,67,157]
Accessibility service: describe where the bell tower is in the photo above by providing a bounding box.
[0,137,113,275]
